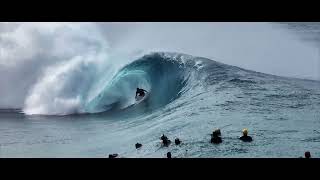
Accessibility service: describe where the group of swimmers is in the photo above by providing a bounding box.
[108,128,312,158]
[109,128,253,158]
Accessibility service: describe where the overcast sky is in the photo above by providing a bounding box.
[96,22,319,80]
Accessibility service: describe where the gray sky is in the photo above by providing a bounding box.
[96,22,319,80]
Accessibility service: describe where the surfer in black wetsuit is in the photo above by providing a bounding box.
[211,129,222,144]
[305,151,311,158]
[136,88,148,98]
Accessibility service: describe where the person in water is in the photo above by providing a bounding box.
[108,153,118,158]
[175,138,181,145]
[211,129,222,144]
[160,134,171,147]
[135,143,142,149]
[305,151,311,158]
[239,128,253,142]
[136,88,148,98]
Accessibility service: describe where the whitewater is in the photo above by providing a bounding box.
[0,22,319,157]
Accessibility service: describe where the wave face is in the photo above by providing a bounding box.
[22,52,239,115]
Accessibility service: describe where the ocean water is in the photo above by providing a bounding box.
[0,23,319,158]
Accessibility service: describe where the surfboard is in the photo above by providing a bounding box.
[135,92,149,105]
[124,92,149,109]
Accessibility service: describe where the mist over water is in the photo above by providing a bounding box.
[98,22,319,80]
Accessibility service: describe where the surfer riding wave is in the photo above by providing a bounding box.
[136,88,148,99]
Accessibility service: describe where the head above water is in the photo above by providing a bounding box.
[305,151,311,158]
[242,128,248,136]
[167,152,172,158]
[212,128,221,136]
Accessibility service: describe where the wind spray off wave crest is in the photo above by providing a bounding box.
[23,52,109,115]
[22,23,112,115]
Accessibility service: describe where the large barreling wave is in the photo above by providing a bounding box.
[23,51,275,116]
[23,52,223,115]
